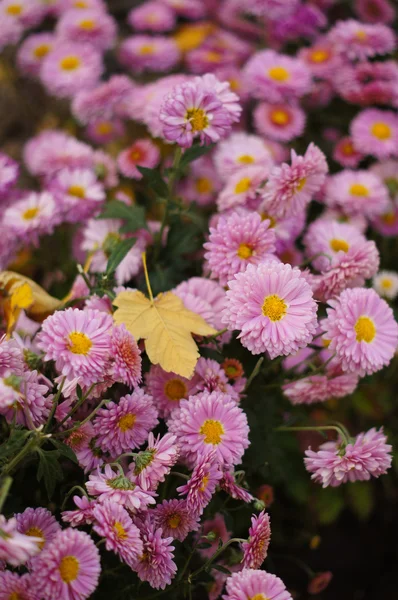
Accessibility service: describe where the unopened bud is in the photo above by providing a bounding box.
[253,499,265,512]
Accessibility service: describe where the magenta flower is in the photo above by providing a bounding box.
[109,324,142,388]
[49,167,106,223]
[0,338,24,378]
[197,513,231,558]
[173,277,227,332]
[351,108,398,159]
[119,35,180,74]
[0,151,18,197]
[329,18,395,61]
[72,75,135,125]
[17,32,55,77]
[145,364,199,419]
[177,450,222,516]
[242,511,271,569]
[0,572,36,600]
[152,499,200,541]
[194,357,240,403]
[214,132,274,180]
[333,137,364,169]
[15,507,60,555]
[355,0,395,24]
[373,270,398,300]
[135,517,177,590]
[56,8,117,51]
[304,427,392,487]
[129,432,179,491]
[117,139,160,179]
[220,470,254,503]
[324,169,390,218]
[128,1,176,32]
[3,191,60,246]
[223,568,293,600]
[0,515,41,566]
[254,102,306,142]
[216,166,268,212]
[283,368,359,405]
[62,495,96,528]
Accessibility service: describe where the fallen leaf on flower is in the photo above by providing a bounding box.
[113,290,217,378]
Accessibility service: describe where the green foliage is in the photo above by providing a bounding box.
[0,428,30,468]
[180,144,214,169]
[98,200,148,231]
[106,238,137,276]
[36,448,64,499]
[137,166,169,198]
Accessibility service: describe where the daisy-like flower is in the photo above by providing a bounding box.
[173,277,227,333]
[65,422,105,473]
[145,364,199,418]
[0,338,24,378]
[223,568,293,600]
[242,511,271,569]
[179,154,222,207]
[355,0,395,24]
[0,151,18,197]
[245,0,299,18]
[322,287,398,376]
[373,270,398,300]
[283,368,359,405]
[0,13,22,51]
[194,357,240,403]
[169,390,250,467]
[2,191,59,246]
[135,517,177,590]
[49,167,105,223]
[214,132,274,180]
[308,571,333,595]
[260,143,328,219]
[216,166,268,212]
[129,432,179,491]
[56,8,117,51]
[117,139,160,179]
[0,0,45,27]
[152,499,200,541]
[333,60,398,108]
[0,515,41,567]
[128,1,176,32]
[86,118,125,144]
[197,513,231,558]
[40,42,103,98]
[254,102,306,142]
[177,450,222,516]
[222,261,318,358]
[36,307,113,386]
[220,470,254,503]
[196,73,242,125]
[17,32,55,77]
[15,507,60,555]
[243,49,312,102]
[204,211,276,287]
[298,38,342,79]
[328,19,395,61]
[304,427,392,487]
[93,390,158,456]
[160,80,233,148]
[371,159,398,198]
[324,170,390,218]
[72,75,135,125]
[62,495,96,528]
[372,202,398,236]
[333,136,364,169]
[92,501,143,568]
[19,369,54,428]
[350,109,398,159]
[0,572,36,600]
[119,35,180,74]
[86,464,156,512]
[110,324,142,387]
[31,529,100,600]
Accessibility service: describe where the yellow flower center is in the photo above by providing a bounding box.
[9,593,21,600]
[118,413,136,432]
[200,419,224,445]
[73,0,88,6]
[195,177,212,194]
[6,4,22,15]
[164,378,187,401]
[354,316,376,343]
[238,154,255,164]
[60,56,81,71]
[113,521,128,540]
[129,148,143,162]
[237,243,253,259]
[349,183,369,196]
[68,331,92,355]
[381,211,396,225]
[167,514,181,529]
[322,338,331,348]
[234,177,251,194]
[296,177,306,192]
[23,207,39,221]
[199,475,209,492]
[186,108,209,132]
[250,594,269,600]
[268,66,290,82]
[95,121,113,135]
[229,78,240,91]
[341,141,354,155]
[139,44,154,54]
[33,44,50,59]
[262,294,287,321]
[26,526,45,550]
[309,48,330,63]
[355,29,367,40]
[68,185,86,198]
[79,19,95,30]
[270,109,290,126]
[371,122,391,140]
[261,213,276,228]
[59,555,80,583]
[330,238,349,253]
[381,278,392,289]
[205,51,222,62]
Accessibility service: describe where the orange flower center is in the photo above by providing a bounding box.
[60,56,81,71]
[200,419,224,445]
[59,556,80,583]
[164,378,188,401]
[268,66,290,82]
[118,413,136,432]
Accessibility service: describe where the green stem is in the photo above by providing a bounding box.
[189,538,247,581]
[76,264,93,291]
[0,476,12,512]
[276,424,350,445]
[61,485,88,510]
[2,434,40,476]
[54,399,108,438]
[57,383,97,430]
[44,377,66,433]
[244,357,264,392]
[154,146,182,261]
[170,471,189,481]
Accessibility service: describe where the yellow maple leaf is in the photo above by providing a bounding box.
[113,289,217,378]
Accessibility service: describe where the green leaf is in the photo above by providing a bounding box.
[50,439,78,464]
[211,565,232,575]
[180,144,214,169]
[137,167,169,198]
[346,481,374,520]
[36,449,63,499]
[106,238,137,276]
[98,201,147,231]
[0,428,30,467]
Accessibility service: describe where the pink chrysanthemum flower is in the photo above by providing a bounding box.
[152,499,200,541]
[220,470,254,503]
[110,324,142,388]
[197,513,231,558]
[162,0,206,18]
[92,500,143,568]
[0,338,24,378]
[196,73,242,125]
[0,0,45,27]
[0,572,36,600]
[119,35,180,74]
[17,32,55,77]
[129,432,179,491]
[135,517,177,590]
[194,357,240,403]
[178,154,222,207]
[204,211,276,287]
[2,191,59,246]
[372,202,398,236]
[160,80,233,148]
[242,511,271,569]
[373,270,398,300]
[333,60,398,108]
[261,143,328,219]
[324,170,390,218]
[333,137,364,169]
[283,369,359,405]
[49,167,105,223]
[328,19,395,61]
[354,0,395,24]
[177,450,223,516]
[1,370,54,429]
[145,364,199,418]
[243,49,312,102]
[169,390,250,467]
[245,0,299,18]
[62,495,96,528]
[0,151,18,197]
[72,75,135,125]
[222,261,318,358]
[36,307,113,386]
[86,464,156,512]
[31,529,100,600]
[128,1,176,32]
[304,427,392,487]
[216,166,268,212]
[85,118,125,144]
[322,287,398,376]
[214,132,274,180]
[15,507,60,556]
[298,38,343,79]
[351,109,398,160]
[0,515,41,566]
[40,42,103,98]
[173,277,227,333]
[0,13,22,51]
[117,139,160,179]
[93,150,119,188]
[56,8,117,51]
[223,568,293,600]
[65,422,104,474]
[93,390,158,456]
[254,102,306,142]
